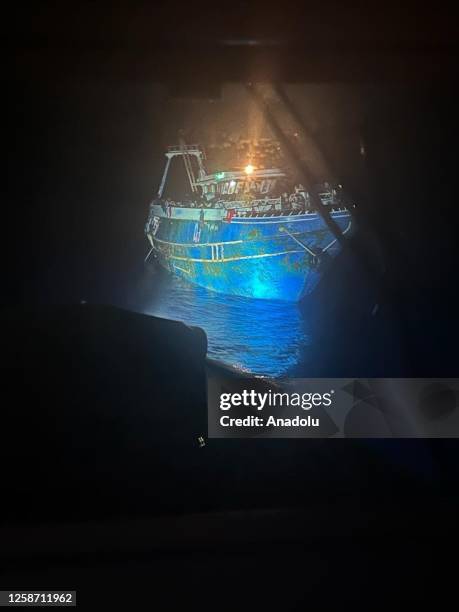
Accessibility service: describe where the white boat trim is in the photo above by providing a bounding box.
[153,236,243,247]
[162,249,305,264]
[230,213,351,224]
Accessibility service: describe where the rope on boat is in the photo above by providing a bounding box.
[144,247,154,263]
[279,226,317,256]
[280,220,352,257]
[322,221,353,252]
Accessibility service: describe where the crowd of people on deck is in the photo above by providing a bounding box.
[156,182,342,213]
[157,184,312,213]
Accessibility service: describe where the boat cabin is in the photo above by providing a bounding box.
[196,168,287,202]
[154,143,344,212]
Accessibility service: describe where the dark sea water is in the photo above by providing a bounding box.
[115,245,401,380]
[133,265,312,378]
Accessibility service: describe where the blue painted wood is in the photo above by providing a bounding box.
[146,206,352,302]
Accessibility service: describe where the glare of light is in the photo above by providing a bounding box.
[244,164,254,175]
[216,172,225,179]
[229,180,236,187]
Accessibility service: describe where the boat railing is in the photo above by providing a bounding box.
[231,204,349,218]
[150,198,349,217]
[213,197,282,210]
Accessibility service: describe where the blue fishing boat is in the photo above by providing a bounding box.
[145,143,353,302]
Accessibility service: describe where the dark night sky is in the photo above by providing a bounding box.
[7,75,459,315]
[8,79,368,305]
[7,2,459,364]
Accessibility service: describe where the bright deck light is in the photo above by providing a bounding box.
[244,164,254,175]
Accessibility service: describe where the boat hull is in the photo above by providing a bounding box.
[146,206,352,302]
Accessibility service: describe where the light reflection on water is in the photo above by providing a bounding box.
[140,268,311,377]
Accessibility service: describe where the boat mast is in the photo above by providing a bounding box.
[179,138,198,193]
[157,143,207,198]
[157,155,173,198]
